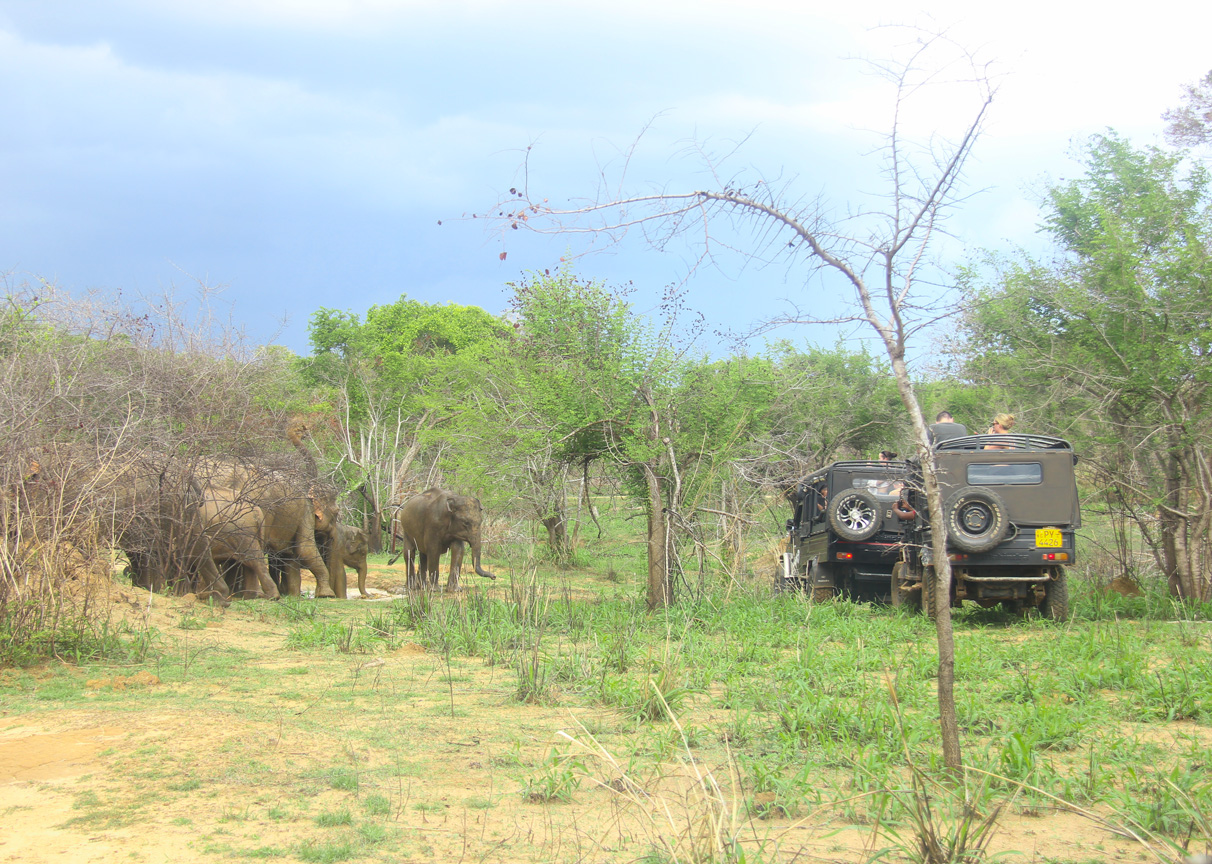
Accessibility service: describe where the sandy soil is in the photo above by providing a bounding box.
[0,569,1182,864]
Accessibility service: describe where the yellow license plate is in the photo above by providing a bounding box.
[1035,528,1062,548]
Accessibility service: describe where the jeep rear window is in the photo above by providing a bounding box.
[967,463,1043,485]
[851,477,902,498]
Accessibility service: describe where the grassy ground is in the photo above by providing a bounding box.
[1,500,1211,864]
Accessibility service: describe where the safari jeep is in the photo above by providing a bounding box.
[893,434,1080,620]
[778,459,911,602]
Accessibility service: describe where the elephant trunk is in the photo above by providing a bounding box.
[472,540,496,580]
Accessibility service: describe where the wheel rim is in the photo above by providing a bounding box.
[958,501,992,535]
[839,499,876,533]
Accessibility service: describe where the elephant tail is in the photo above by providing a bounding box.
[387,532,409,566]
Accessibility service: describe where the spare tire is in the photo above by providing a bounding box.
[944,486,1009,553]
[827,489,881,541]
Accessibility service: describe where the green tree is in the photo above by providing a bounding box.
[752,341,905,487]
[1164,70,1212,148]
[486,268,633,558]
[481,32,993,770]
[500,268,773,604]
[960,133,1212,601]
[304,297,509,548]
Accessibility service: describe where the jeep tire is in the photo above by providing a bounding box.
[827,489,881,542]
[1039,567,1070,622]
[945,486,1010,554]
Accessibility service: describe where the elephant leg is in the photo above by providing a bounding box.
[251,557,279,600]
[129,551,166,593]
[327,550,347,600]
[407,550,420,592]
[218,560,239,595]
[233,565,253,599]
[403,541,418,590]
[126,552,151,590]
[412,550,426,588]
[194,552,231,603]
[311,568,335,598]
[279,560,302,597]
[293,535,335,599]
[233,562,265,600]
[447,541,465,592]
[428,556,441,590]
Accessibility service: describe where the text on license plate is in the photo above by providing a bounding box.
[1035,528,1062,548]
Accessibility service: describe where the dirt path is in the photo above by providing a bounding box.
[0,575,1175,863]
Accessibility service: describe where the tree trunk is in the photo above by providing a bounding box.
[888,352,963,773]
[583,459,603,539]
[642,466,671,609]
[636,385,673,610]
[367,502,382,554]
[646,509,671,609]
[722,479,743,575]
[921,453,963,774]
[541,514,567,555]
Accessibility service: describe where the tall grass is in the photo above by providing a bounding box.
[341,561,1211,852]
[0,538,156,667]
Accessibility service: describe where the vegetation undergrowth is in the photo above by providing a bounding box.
[0,601,160,668]
[4,510,1211,862]
[241,556,1212,855]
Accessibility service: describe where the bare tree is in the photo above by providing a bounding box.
[1,277,320,657]
[478,32,993,771]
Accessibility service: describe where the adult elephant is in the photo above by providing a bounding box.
[199,458,339,599]
[200,486,276,599]
[392,488,496,592]
[123,474,231,602]
[17,451,230,602]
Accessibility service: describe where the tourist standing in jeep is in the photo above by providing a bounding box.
[928,411,968,445]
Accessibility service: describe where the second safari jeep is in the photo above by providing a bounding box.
[893,434,1080,620]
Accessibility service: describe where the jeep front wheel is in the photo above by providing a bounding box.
[827,490,881,542]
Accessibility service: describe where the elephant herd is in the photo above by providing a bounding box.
[5,436,494,603]
[5,446,364,603]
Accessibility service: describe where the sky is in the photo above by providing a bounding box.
[1,1,1208,358]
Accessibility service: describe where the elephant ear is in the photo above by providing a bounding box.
[308,486,327,525]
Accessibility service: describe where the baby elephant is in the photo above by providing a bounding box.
[332,523,370,597]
